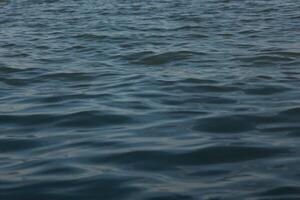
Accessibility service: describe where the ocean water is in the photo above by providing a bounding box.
[1,0,300,199]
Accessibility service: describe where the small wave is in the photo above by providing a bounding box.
[36,93,113,103]
[73,33,108,41]
[98,146,288,169]
[0,111,134,128]
[54,111,134,128]
[0,138,41,153]
[39,72,96,82]
[0,64,38,74]
[176,84,239,93]
[232,55,295,63]
[279,107,300,116]
[265,51,300,58]
[135,51,206,66]
[146,194,194,200]
[193,115,255,133]
[0,77,33,86]
[259,186,300,197]
[243,85,289,95]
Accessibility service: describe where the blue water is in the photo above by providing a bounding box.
[1,0,300,199]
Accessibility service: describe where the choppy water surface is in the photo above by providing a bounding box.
[1,0,300,199]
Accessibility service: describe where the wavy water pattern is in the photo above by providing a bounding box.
[1,0,300,199]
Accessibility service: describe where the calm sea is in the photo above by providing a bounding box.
[1,0,300,199]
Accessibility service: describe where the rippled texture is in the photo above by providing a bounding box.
[1,0,300,199]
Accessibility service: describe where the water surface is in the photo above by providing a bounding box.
[1,0,300,199]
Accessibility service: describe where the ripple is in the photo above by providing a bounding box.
[0,138,41,153]
[145,194,194,200]
[56,111,134,128]
[74,33,108,41]
[280,107,300,116]
[259,186,300,197]
[136,51,205,66]
[244,85,289,95]
[0,175,140,200]
[36,93,113,103]
[98,146,288,169]
[39,72,96,82]
[0,111,134,128]
[1,0,300,199]
[194,115,255,133]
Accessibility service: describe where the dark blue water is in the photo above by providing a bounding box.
[1,0,300,199]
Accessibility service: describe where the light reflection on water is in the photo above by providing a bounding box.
[1,0,300,199]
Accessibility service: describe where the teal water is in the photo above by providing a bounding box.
[1,0,300,199]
